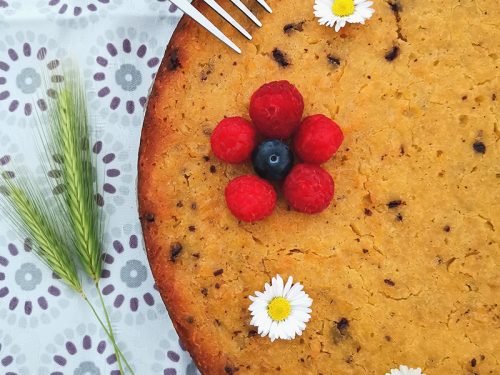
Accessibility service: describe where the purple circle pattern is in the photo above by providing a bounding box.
[86,27,163,127]
[101,234,155,313]
[41,324,124,375]
[0,31,64,126]
[0,239,64,323]
[45,0,112,17]
[0,41,60,116]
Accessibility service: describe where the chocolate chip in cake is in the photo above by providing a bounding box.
[473,141,486,154]
[384,278,396,286]
[188,225,196,232]
[462,95,468,100]
[396,213,404,221]
[215,283,221,289]
[166,48,181,71]
[336,318,349,334]
[471,358,477,367]
[201,288,208,297]
[388,0,402,13]
[364,208,373,216]
[248,329,258,337]
[283,21,304,34]
[192,253,200,259]
[385,46,400,61]
[385,335,392,341]
[400,145,405,155]
[213,268,224,276]
[492,93,497,101]
[203,156,210,162]
[443,225,451,232]
[362,249,369,254]
[224,366,238,375]
[176,201,184,208]
[145,213,155,222]
[272,48,290,67]
[210,165,217,173]
[191,202,197,210]
[327,54,341,67]
[387,200,403,209]
[170,242,183,262]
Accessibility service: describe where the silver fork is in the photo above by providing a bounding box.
[169,0,272,54]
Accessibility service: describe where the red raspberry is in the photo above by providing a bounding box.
[294,114,344,164]
[211,117,256,163]
[249,81,304,139]
[225,175,277,222]
[283,164,334,214]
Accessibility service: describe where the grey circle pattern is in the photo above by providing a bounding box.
[120,259,147,288]
[115,63,142,92]
[14,262,43,291]
[74,360,101,375]
[16,67,42,95]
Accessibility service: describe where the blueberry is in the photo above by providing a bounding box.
[252,140,294,181]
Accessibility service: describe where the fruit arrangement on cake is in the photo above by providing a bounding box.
[138,0,499,373]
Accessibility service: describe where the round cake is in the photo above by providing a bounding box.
[138,0,499,373]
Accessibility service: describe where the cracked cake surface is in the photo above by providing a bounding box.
[138,0,499,373]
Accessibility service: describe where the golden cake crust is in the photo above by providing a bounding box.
[139,1,499,374]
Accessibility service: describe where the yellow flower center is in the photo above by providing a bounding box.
[332,0,355,17]
[267,297,291,321]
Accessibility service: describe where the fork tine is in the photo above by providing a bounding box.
[230,0,262,27]
[169,0,242,53]
[256,0,272,13]
[203,0,252,40]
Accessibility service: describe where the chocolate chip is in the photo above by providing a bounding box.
[462,95,468,100]
[145,213,155,222]
[272,48,290,67]
[203,156,210,162]
[170,242,183,262]
[176,201,183,208]
[215,283,220,289]
[443,225,451,232]
[492,93,497,101]
[213,269,224,277]
[201,288,208,297]
[327,54,341,66]
[336,318,349,334]
[396,213,403,221]
[400,145,405,155]
[166,48,181,71]
[191,202,197,210]
[192,253,200,259]
[362,249,369,254]
[210,165,217,173]
[364,208,373,216]
[283,21,304,34]
[224,366,238,375]
[384,279,396,286]
[385,46,400,61]
[473,141,486,154]
[248,329,258,337]
[388,0,402,13]
[188,225,196,232]
[385,335,392,341]
[387,200,403,209]
[471,358,477,367]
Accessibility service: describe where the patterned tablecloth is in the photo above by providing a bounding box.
[0,1,198,374]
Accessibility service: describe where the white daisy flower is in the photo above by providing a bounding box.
[386,365,426,375]
[314,0,375,32]
[248,275,312,342]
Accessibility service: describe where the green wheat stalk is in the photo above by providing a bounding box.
[39,69,134,374]
[0,66,135,374]
[44,71,102,282]
[0,176,82,293]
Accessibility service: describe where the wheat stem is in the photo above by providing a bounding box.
[95,283,135,374]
